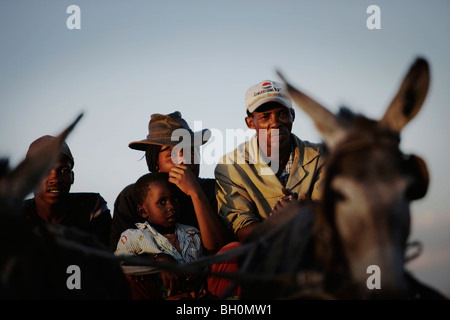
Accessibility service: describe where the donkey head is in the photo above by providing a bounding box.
[278,58,430,298]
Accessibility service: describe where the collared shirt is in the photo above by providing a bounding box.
[276,149,294,187]
[114,221,202,264]
[215,133,325,235]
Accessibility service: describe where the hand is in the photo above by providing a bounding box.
[155,253,186,295]
[168,164,201,197]
[270,195,296,216]
[270,189,298,216]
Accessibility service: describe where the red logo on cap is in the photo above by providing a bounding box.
[262,81,273,89]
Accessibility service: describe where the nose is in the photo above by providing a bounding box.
[172,147,195,165]
[46,169,59,184]
[166,200,175,213]
[173,148,186,164]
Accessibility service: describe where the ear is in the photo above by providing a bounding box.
[245,116,255,129]
[380,57,430,133]
[277,70,345,151]
[289,108,295,121]
[137,205,148,218]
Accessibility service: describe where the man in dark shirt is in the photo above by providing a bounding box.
[22,135,112,247]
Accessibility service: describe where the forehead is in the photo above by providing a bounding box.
[53,156,73,168]
[145,179,173,196]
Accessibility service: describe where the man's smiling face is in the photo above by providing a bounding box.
[35,157,74,205]
[245,102,295,156]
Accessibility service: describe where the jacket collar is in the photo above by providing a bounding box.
[289,135,321,189]
[240,133,321,188]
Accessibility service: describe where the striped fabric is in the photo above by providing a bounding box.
[277,150,294,187]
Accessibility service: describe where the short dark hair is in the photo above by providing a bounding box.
[134,172,170,207]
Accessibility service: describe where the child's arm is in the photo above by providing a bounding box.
[168,164,232,253]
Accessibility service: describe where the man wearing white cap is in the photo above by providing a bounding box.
[215,80,325,242]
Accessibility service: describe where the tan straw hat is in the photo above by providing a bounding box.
[128,111,211,151]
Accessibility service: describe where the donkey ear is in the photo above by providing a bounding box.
[277,70,345,150]
[380,57,430,133]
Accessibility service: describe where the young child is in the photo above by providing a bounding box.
[115,172,203,299]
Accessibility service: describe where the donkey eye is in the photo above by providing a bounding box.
[334,190,346,202]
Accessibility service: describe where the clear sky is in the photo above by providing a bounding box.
[1,0,449,295]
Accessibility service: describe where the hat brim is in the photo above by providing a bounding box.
[247,96,292,114]
[128,129,211,151]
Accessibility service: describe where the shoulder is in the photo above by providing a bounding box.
[69,192,106,203]
[68,192,107,205]
[215,139,253,179]
[67,193,109,216]
[113,183,137,213]
[291,134,325,162]
[121,226,145,237]
[291,134,324,153]
[115,183,135,201]
[119,227,149,243]
[217,139,251,166]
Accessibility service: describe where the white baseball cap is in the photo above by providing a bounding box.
[245,80,292,113]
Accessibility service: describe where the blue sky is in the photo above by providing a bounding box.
[1,0,449,295]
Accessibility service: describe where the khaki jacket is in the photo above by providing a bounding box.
[214,133,325,235]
